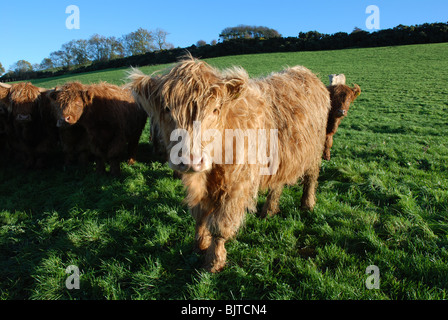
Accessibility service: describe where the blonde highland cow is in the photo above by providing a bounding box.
[129,56,331,272]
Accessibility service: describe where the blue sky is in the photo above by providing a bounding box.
[1,0,447,71]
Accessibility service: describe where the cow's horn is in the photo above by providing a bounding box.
[0,82,12,89]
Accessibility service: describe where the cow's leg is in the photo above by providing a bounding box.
[107,135,126,176]
[64,151,76,166]
[323,134,333,161]
[203,200,247,273]
[204,236,227,273]
[78,151,91,167]
[127,136,140,166]
[109,158,121,176]
[95,157,106,174]
[23,150,35,169]
[260,185,284,218]
[191,205,212,252]
[300,165,320,211]
[127,117,147,166]
[35,156,46,169]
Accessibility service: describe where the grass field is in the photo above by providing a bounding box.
[1,43,448,300]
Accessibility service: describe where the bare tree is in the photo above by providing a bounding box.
[154,28,174,50]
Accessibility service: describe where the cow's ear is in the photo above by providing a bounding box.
[82,89,94,105]
[222,67,248,100]
[0,86,10,104]
[224,77,246,100]
[46,88,58,102]
[352,84,361,100]
[127,68,156,100]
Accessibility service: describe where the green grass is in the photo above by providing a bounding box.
[1,43,448,300]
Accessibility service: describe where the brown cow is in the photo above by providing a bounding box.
[0,82,58,168]
[0,84,10,157]
[129,56,330,272]
[48,82,148,176]
[323,83,361,161]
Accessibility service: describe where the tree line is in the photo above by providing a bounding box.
[1,22,448,82]
[2,28,173,79]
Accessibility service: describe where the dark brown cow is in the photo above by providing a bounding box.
[0,82,58,168]
[323,83,361,160]
[48,82,148,176]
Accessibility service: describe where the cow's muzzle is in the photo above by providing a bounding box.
[169,152,212,173]
[57,116,74,128]
[337,109,347,117]
[16,114,32,122]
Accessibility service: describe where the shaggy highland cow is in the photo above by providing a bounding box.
[324,75,361,161]
[0,82,58,168]
[129,56,330,272]
[48,82,148,176]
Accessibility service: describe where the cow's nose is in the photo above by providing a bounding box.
[337,109,346,116]
[65,116,72,123]
[190,156,205,172]
[190,153,212,172]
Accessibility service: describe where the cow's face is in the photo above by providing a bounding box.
[2,83,43,124]
[48,83,90,127]
[329,84,361,119]
[131,60,244,174]
[11,101,35,123]
[164,96,223,174]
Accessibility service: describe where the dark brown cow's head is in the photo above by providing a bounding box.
[327,84,361,120]
[0,82,47,124]
[47,82,92,128]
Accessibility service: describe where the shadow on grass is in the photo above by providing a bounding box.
[0,141,203,299]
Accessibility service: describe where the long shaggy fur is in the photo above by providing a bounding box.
[129,56,331,272]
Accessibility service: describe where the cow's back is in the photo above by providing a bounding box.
[256,66,330,188]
